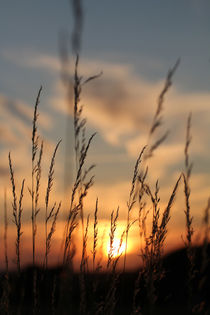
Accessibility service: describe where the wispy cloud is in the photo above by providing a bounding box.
[0,93,53,147]
[4,51,210,152]
[46,56,210,158]
[2,50,60,72]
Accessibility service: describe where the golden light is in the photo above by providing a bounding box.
[106,238,126,258]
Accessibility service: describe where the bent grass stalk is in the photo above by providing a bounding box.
[145,58,180,159]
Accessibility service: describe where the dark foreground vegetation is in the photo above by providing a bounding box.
[0,245,209,315]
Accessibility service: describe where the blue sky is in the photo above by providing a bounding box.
[1,0,210,89]
[0,0,210,267]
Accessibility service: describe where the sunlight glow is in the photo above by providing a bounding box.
[106,238,126,258]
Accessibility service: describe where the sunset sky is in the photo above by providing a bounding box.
[0,0,210,270]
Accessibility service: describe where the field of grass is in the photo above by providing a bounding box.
[0,2,209,314]
[0,53,209,315]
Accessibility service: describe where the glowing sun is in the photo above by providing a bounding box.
[106,238,126,258]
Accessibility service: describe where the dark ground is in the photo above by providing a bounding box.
[0,245,209,315]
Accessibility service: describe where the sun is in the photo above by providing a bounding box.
[106,238,126,258]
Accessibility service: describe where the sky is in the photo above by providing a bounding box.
[0,0,210,270]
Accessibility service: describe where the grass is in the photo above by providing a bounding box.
[0,49,209,315]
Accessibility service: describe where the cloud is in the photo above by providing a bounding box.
[0,165,9,177]
[2,52,163,147]
[0,124,18,145]
[2,50,60,73]
[4,51,210,154]
[49,58,164,146]
[42,55,210,197]
[2,50,210,194]
[0,93,53,149]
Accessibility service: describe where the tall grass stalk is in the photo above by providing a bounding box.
[45,140,62,268]
[137,175,181,313]
[145,58,180,159]
[80,215,90,315]
[104,210,126,315]
[30,86,43,315]
[200,198,210,275]
[81,215,90,272]
[183,113,194,313]
[107,207,119,269]
[63,55,100,265]
[123,146,146,272]
[4,189,9,276]
[63,133,95,264]
[8,153,25,275]
[31,86,42,266]
[0,189,10,314]
[72,54,101,244]
[93,198,99,271]
[136,58,180,255]
[196,197,210,313]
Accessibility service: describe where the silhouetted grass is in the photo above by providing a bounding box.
[0,51,209,315]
